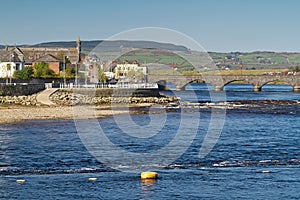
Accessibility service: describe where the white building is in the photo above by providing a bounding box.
[104,71,115,80]
[114,61,147,82]
[0,47,25,78]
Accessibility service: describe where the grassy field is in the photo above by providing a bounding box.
[287,54,300,63]
[149,69,291,76]
[216,69,289,75]
[85,48,300,74]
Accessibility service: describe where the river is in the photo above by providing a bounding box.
[1,84,299,199]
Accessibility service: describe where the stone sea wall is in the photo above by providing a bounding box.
[50,89,179,106]
[0,94,39,106]
[0,88,179,106]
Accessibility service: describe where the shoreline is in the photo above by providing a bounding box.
[0,89,180,124]
[0,103,157,124]
[1,99,299,125]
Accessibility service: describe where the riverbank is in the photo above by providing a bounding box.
[2,99,299,124]
[0,88,181,124]
[0,103,159,124]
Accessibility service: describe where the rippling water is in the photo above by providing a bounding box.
[1,84,300,199]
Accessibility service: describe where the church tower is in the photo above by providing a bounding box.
[76,37,81,63]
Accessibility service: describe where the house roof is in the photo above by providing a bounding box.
[12,47,24,55]
[33,54,61,63]
[20,47,79,64]
[25,57,34,64]
[0,51,22,62]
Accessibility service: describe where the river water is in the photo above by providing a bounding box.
[1,84,300,199]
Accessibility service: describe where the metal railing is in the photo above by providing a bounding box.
[58,83,158,89]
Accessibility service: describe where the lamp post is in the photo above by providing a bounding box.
[63,56,68,86]
[75,62,78,87]
[9,54,14,84]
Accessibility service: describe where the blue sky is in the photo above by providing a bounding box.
[1,0,300,52]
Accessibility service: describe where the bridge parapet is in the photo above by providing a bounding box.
[148,74,300,91]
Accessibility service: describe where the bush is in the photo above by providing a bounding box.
[34,62,55,78]
[14,67,34,80]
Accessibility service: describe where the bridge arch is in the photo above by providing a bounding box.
[221,79,253,91]
[223,79,249,86]
[179,78,206,90]
[259,79,293,91]
[156,80,178,90]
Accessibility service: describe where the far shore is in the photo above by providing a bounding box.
[0,103,157,124]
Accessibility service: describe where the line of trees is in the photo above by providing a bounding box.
[13,62,75,80]
[13,62,54,79]
[14,66,34,79]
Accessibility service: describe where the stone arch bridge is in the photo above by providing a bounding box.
[148,74,300,91]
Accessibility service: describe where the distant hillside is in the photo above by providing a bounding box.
[110,49,300,71]
[209,51,300,70]
[16,40,190,53]
[1,40,300,70]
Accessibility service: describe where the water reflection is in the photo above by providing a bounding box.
[0,127,14,169]
[183,83,293,92]
[161,83,300,102]
[262,84,293,91]
[141,178,157,199]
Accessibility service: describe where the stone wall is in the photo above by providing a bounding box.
[0,84,45,96]
[50,89,179,106]
[0,94,39,106]
[0,88,179,106]
[0,78,72,85]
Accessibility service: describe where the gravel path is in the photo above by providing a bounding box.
[36,88,58,105]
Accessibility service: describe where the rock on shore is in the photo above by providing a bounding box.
[49,90,180,106]
[0,89,180,106]
[0,94,40,106]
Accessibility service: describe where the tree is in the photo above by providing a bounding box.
[34,62,55,78]
[98,69,107,83]
[66,67,75,78]
[14,67,34,80]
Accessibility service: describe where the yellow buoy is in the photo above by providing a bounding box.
[141,171,158,179]
[88,177,98,181]
[16,179,26,183]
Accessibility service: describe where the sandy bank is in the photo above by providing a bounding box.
[0,103,155,124]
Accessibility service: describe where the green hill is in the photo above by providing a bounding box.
[209,51,300,70]
[1,40,300,71]
[19,40,190,53]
